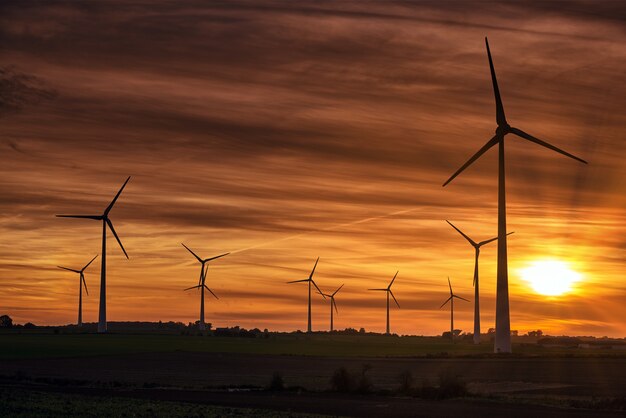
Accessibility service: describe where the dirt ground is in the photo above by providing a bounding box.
[2,351,625,397]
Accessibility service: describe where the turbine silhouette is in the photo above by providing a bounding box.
[369,271,400,335]
[446,220,513,344]
[182,243,229,331]
[317,284,344,332]
[57,177,131,333]
[442,38,587,353]
[287,257,326,333]
[439,277,469,343]
[57,255,98,327]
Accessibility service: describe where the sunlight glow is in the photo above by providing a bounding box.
[520,260,583,296]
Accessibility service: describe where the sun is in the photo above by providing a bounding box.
[519,260,582,296]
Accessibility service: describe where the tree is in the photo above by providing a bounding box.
[0,315,12,328]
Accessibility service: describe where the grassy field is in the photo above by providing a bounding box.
[0,386,326,417]
[0,331,622,360]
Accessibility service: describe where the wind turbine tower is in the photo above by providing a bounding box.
[182,244,229,331]
[57,255,98,326]
[446,220,513,344]
[443,38,587,353]
[318,284,344,332]
[57,177,131,333]
[368,271,400,335]
[287,257,325,333]
[439,277,469,342]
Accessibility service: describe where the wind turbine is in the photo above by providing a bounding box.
[368,271,400,335]
[182,243,229,331]
[57,255,98,327]
[287,257,325,333]
[446,220,514,344]
[440,277,469,343]
[442,38,587,353]
[57,177,131,333]
[317,284,344,332]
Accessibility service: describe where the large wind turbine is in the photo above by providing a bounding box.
[287,257,325,333]
[446,220,513,344]
[57,255,98,327]
[318,284,344,332]
[439,277,469,342]
[442,38,587,353]
[57,177,131,333]
[368,271,400,335]
[182,243,229,331]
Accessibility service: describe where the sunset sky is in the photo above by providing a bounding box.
[1,0,624,337]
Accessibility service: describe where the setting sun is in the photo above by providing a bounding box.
[520,260,583,297]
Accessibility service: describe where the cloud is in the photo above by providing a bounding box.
[0,0,624,336]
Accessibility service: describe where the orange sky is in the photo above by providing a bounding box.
[1,1,625,337]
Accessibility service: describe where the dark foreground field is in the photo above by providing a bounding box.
[1,332,625,417]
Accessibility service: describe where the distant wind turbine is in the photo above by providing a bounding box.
[57,255,98,327]
[182,243,229,331]
[369,271,400,335]
[57,177,131,333]
[446,220,513,344]
[442,38,587,353]
[440,277,469,342]
[317,284,344,332]
[287,257,326,333]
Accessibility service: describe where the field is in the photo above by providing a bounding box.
[1,331,625,417]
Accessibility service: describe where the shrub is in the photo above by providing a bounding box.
[268,372,284,391]
[330,367,354,393]
[437,371,467,398]
[356,364,373,394]
[397,370,414,394]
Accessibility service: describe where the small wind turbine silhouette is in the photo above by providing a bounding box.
[317,284,344,332]
[369,271,400,335]
[57,255,98,327]
[287,257,325,333]
[57,177,131,333]
[446,220,513,344]
[440,277,469,343]
[443,38,587,353]
[182,243,229,331]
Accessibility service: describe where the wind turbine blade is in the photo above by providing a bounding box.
[478,231,514,247]
[332,284,344,296]
[312,280,326,299]
[442,135,499,187]
[388,271,398,289]
[510,127,587,164]
[106,218,128,259]
[57,266,80,273]
[389,290,400,308]
[81,274,89,296]
[184,285,201,291]
[454,295,470,302]
[446,220,476,246]
[104,176,131,215]
[198,264,207,286]
[287,279,309,284]
[333,298,338,314]
[308,257,320,280]
[448,277,453,295]
[205,252,230,262]
[204,285,219,300]
[182,243,203,263]
[56,215,102,220]
[82,254,99,271]
[478,236,498,246]
[485,37,507,126]
[439,296,452,309]
[368,288,387,291]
